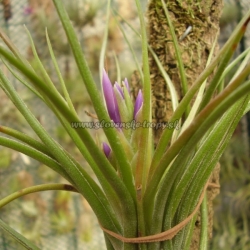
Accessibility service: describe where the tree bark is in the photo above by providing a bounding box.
[131,0,223,249]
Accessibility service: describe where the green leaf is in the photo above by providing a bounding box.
[112,11,143,80]
[145,76,250,236]
[52,0,136,204]
[218,46,250,90]
[180,33,218,134]
[24,26,60,94]
[0,27,31,67]
[161,0,188,102]
[197,22,246,112]
[199,193,208,250]
[99,0,111,85]
[151,9,250,173]
[0,135,72,184]
[170,96,248,248]
[0,219,40,250]
[0,63,122,236]
[2,59,43,100]
[0,126,52,157]
[45,29,77,117]
[148,46,179,113]
[113,51,121,84]
[134,0,153,195]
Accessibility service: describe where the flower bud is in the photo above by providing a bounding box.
[102,69,121,124]
[102,142,111,158]
[133,90,143,120]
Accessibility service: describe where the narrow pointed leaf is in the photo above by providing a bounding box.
[0,219,40,250]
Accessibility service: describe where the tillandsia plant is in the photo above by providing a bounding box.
[0,0,250,249]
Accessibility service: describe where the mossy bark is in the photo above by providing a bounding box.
[131,0,223,249]
[147,0,223,139]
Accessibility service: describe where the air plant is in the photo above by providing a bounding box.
[0,0,250,250]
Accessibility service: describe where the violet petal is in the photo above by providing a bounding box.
[102,69,121,123]
[133,90,143,119]
[103,142,111,158]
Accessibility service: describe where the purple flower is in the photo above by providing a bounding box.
[102,69,143,126]
[102,142,111,158]
[102,69,121,124]
[133,90,143,119]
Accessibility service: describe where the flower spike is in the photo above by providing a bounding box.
[102,69,121,124]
